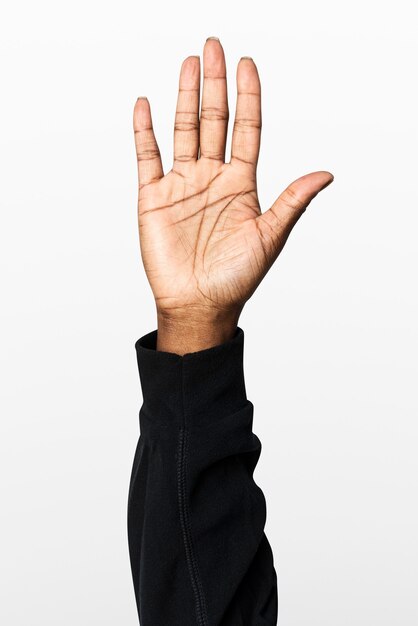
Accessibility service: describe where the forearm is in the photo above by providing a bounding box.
[128,324,277,625]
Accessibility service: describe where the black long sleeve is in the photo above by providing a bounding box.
[127,325,278,625]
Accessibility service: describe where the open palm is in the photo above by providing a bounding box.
[134,38,333,319]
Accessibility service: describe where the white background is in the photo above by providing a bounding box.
[1,0,417,624]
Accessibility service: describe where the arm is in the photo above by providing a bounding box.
[128,321,277,625]
[128,37,333,625]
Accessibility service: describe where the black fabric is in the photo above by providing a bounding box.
[127,325,278,625]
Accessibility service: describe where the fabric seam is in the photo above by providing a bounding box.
[177,360,209,626]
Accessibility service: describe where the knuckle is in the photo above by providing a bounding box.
[200,151,224,161]
[175,111,199,132]
[200,106,229,122]
[174,154,195,163]
[233,118,262,132]
[137,146,160,161]
[174,121,199,132]
[281,186,306,212]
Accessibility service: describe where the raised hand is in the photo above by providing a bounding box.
[133,37,333,352]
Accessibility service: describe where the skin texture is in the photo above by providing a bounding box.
[133,37,334,354]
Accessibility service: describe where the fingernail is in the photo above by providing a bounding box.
[240,56,253,61]
[137,96,148,101]
[321,175,334,189]
[206,36,220,41]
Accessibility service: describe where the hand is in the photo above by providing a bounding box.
[133,37,333,353]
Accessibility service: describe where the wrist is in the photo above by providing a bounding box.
[156,307,242,355]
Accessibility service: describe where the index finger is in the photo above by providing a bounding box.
[230,57,261,168]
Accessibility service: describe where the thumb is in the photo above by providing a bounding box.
[256,170,334,252]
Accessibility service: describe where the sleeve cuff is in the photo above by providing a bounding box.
[134,325,249,430]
